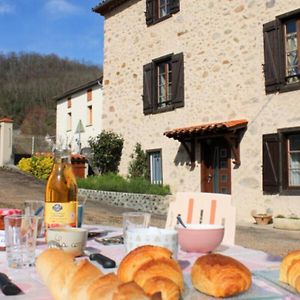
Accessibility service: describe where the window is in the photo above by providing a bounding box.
[87,89,92,101]
[263,127,300,194]
[263,9,300,94]
[157,60,172,108]
[67,112,72,131]
[148,150,162,184]
[87,105,93,126]
[143,52,184,114]
[145,0,179,26]
[67,97,72,108]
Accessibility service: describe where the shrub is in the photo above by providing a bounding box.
[88,131,124,174]
[77,173,170,196]
[128,143,148,179]
[18,156,53,180]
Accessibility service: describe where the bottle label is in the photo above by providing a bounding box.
[45,202,77,228]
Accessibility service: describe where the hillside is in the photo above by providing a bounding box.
[0,52,102,135]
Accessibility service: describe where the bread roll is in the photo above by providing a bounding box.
[117,245,183,300]
[279,250,300,283]
[117,245,172,282]
[36,249,151,300]
[191,253,251,297]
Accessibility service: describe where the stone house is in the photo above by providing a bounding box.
[55,78,103,153]
[93,0,300,222]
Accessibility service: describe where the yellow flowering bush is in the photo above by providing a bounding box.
[18,156,53,180]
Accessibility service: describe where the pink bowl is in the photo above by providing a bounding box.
[177,224,224,253]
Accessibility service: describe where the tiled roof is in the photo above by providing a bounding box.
[93,0,131,15]
[0,118,13,123]
[164,119,248,140]
[53,77,103,101]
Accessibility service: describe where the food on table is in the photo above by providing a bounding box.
[280,250,300,292]
[45,148,78,232]
[118,245,183,300]
[191,253,252,297]
[36,248,151,300]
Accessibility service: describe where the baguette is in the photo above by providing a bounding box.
[36,248,151,300]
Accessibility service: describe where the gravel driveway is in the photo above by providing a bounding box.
[0,167,298,257]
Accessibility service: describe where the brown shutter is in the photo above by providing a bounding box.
[263,20,284,94]
[143,62,154,115]
[170,0,180,14]
[171,52,184,108]
[145,0,154,25]
[262,133,280,193]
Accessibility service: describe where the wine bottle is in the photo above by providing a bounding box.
[45,148,78,232]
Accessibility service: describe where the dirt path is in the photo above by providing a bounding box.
[0,167,299,257]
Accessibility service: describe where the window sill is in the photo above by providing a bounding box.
[278,82,300,94]
[153,104,175,114]
[148,14,172,27]
[280,189,300,196]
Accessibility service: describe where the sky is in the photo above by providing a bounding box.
[0,0,104,66]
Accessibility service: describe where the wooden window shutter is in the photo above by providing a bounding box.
[145,0,155,25]
[143,62,154,115]
[171,52,184,108]
[263,20,284,94]
[170,0,180,14]
[262,133,280,193]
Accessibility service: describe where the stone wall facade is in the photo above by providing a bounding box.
[79,189,171,215]
[100,0,300,222]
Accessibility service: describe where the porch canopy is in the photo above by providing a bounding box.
[163,119,248,165]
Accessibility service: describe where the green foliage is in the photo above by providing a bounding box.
[0,52,102,135]
[77,173,170,196]
[88,131,124,174]
[18,155,53,180]
[128,143,148,179]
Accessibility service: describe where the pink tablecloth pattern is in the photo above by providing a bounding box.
[0,225,298,299]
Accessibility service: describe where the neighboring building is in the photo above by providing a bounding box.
[55,78,103,153]
[93,1,300,221]
[0,118,13,166]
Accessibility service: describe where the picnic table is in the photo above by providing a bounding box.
[0,225,298,299]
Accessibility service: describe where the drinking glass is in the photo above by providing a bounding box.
[122,212,151,252]
[4,214,39,268]
[24,200,45,238]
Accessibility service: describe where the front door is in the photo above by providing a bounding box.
[201,138,231,194]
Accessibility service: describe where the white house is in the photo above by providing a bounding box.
[55,78,103,153]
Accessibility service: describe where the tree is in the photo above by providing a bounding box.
[128,143,149,179]
[88,131,124,174]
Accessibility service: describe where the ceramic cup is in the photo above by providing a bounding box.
[47,227,88,256]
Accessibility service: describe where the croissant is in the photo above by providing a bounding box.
[191,253,252,298]
[36,248,152,300]
[117,245,172,282]
[279,250,300,284]
[117,245,183,300]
